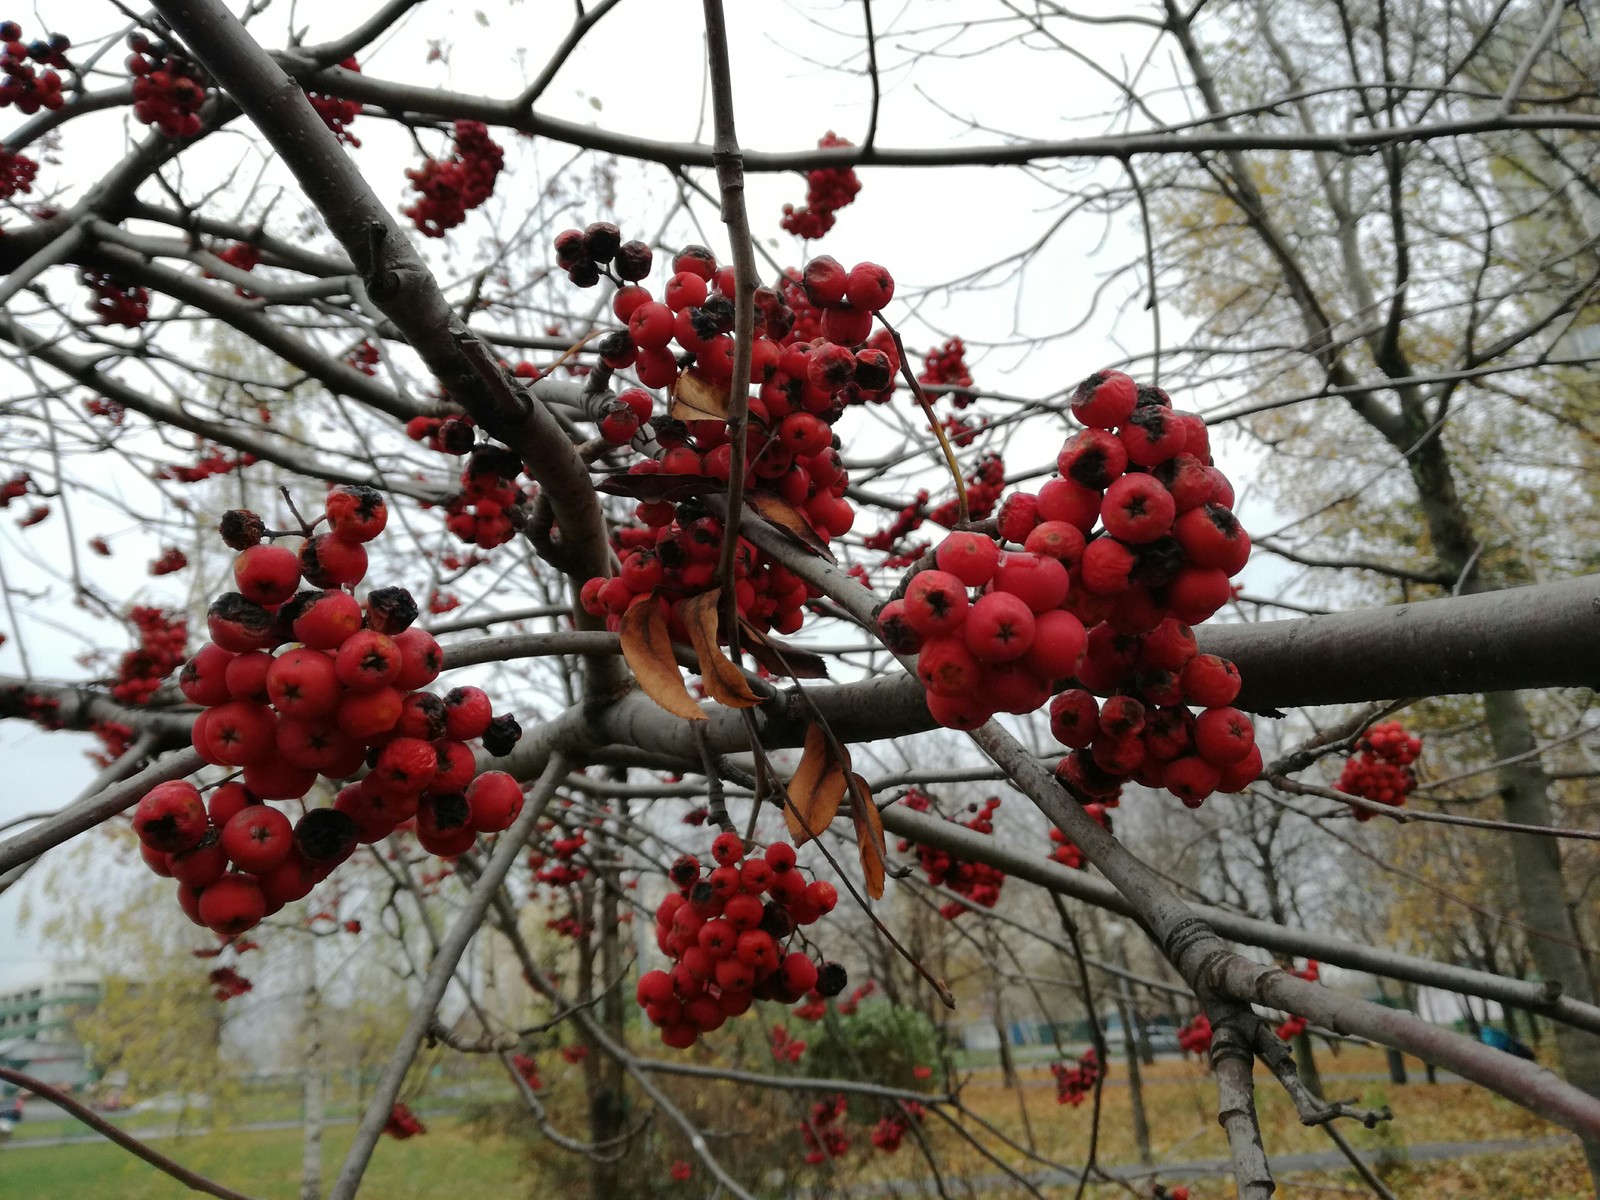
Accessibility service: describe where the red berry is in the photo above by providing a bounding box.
[1036,478,1102,532]
[1101,473,1176,544]
[1174,503,1251,575]
[1070,370,1137,429]
[334,629,401,691]
[918,635,983,697]
[1164,755,1221,808]
[1025,610,1087,681]
[232,544,301,606]
[992,552,1069,614]
[180,642,235,706]
[1194,706,1255,766]
[962,591,1036,663]
[466,771,524,832]
[844,262,893,312]
[392,627,443,689]
[903,570,969,636]
[266,647,340,718]
[935,532,1001,587]
[1057,429,1128,490]
[293,590,363,649]
[1080,537,1136,595]
[299,533,368,589]
[198,875,267,937]
[1049,690,1099,749]
[996,493,1041,544]
[133,781,208,853]
[222,804,293,873]
[443,686,493,740]
[1165,565,1232,625]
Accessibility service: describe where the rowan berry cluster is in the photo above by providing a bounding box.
[869,1104,924,1154]
[769,1023,807,1063]
[209,965,252,1001]
[1051,1048,1104,1106]
[879,371,1258,808]
[1046,803,1111,870]
[0,147,37,199]
[204,242,260,298]
[348,339,380,376]
[155,446,256,484]
[127,33,206,139]
[130,486,525,941]
[110,607,187,705]
[1177,1013,1212,1057]
[383,1103,426,1139]
[82,271,150,327]
[149,546,188,576]
[90,719,135,767]
[799,1095,851,1163]
[636,833,845,1050]
[307,58,362,146]
[1336,720,1421,817]
[895,789,1007,919]
[919,337,974,401]
[567,238,916,635]
[510,1053,542,1091]
[0,23,66,114]
[403,120,504,237]
[780,132,861,240]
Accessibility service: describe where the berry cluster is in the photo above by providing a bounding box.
[0,471,31,508]
[769,1023,807,1063]
[1050,1048,1104,1106]
[149,546,188,576]
[879,371,1258,808]
[869,1104,924,1154]
[636,834,842,1050]
[127,33,206,139]
[799,1095,850,1163]
[383,1103,426,1140]
[1046,802,1111,869]
[1177,1013,1212,1057]
[204,242,260,298]
[0,23,66,114]
[1336,720,1421,817]
[130,486,525,940]
[1274,961,1319,1040]
[307,58,362,146]
[110,606,187,705]
[82,271,150,327]
[155,446,257,484]
[209,965,252,1001]
[896,789,1006,918]
[919,337,974,403]
[403,120,504,238]
[348,339,380,376]
[866,453,1005,556]
[0,147,37,199]
[552,220,652,291]
[780,132,861,240]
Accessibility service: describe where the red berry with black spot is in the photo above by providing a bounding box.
[299,534,367,589]
[845,262,893,312]
[1119,406,1185,468]
[134,781,208,853]
[1102,473,1176,544]
[222,804,293,873]
[181,642,235,706]
[335,629,401,692]
[293,590,363,649]
[444,686,493,740]
[1049,689,1100,749]
[1070,370,1137,429]
[1057,429,1128,490]
[432,739,477,792]
[711,831,744,866]
[876,598,924,656]
[1174,503,1251,575]
[199,875,266,937]
[232,544,301,606]
[393,627,443,689]
[466,770,524,832]
[764,842,797,873]
[963,591,1036,664]
[207,593,275,653]
[903,570,969,637]
[1194,706,1255,766]
[219,508,265,550]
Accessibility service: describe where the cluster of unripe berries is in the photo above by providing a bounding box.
[0,22,67,114]
[130,486,525,940]
[636,833,846,1050]
[0,147,37,199]
[1336,721,1421,816]
[1050,1048,1103,1106]
[879,371,1258,808]
[897,790,1007,919]
[307,58,362,146]
[403,120,504,237]
[127,32,206,139]
[82,271,151,327]
[780,132,861,240]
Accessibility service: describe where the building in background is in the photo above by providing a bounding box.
[0,964,101,1090]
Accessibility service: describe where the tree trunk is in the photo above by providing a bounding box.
[300,937,323,1200]
[1117,978,1153,1166]
[1481,688,1600,1182]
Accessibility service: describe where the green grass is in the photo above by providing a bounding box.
[0,1117,527,1200]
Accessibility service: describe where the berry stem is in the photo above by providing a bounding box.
[878,315,969,526]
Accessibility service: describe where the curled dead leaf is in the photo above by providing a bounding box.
[785,723,850,844]
[620,597,707,722]
[740,620,831,680]
[669,369,731,422]
[680,590,760,709]
[747,492,836,562]
[849,773,887,900]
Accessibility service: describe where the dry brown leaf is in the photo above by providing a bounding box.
[620,598,707,722]
[785,723,849,844]
[679,589,760,709]
[669,370,730,422]
[747,492,837,563]
[850,773,887,900]
[739,620,831,680]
